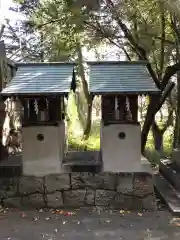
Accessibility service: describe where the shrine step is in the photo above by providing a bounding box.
[62,160,102,172]
[154,173,180,215]
[63,150,102,172]
[159,159,180,192]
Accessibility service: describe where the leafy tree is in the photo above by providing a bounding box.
[13,0,180,151]
[83,0,180,152]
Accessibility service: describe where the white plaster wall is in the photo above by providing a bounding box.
[22,122,65,176]
[101,122,149,172]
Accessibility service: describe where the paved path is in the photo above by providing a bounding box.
[0,208,180,239]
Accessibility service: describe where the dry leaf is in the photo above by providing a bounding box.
[106,220,111,223]
[170,218,180,227]
[33,217,39,222]
[21,212,28,218]
[138,213,143,216]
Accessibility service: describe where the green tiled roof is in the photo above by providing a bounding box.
[88,61,160,94]
[1,62,75,96]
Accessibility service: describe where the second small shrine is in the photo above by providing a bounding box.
[88,61,160,172]
[1,62,75,176]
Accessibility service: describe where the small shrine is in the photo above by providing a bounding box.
[1,62,75,176]
[88,61,160,172]
[0,61,157,211]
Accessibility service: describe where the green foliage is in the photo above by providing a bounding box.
[145,128,173,167]
[67,92,100,150]
[11,0,180,151]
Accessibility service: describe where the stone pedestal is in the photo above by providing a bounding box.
[22,122,65,176]
[100,122,152,172]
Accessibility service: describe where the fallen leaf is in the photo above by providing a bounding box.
[33,217,39,222]
[106,220,111,223]
[170,219,180,227]
[21,212,28,218]
[138,212,143,216]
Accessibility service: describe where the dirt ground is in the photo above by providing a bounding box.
[0,207,180,240]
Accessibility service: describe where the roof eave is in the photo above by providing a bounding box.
[15,62,77,67]
[1,91,70,97]
[87,61,149,66]
[89,90,160,95]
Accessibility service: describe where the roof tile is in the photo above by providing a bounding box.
[1,62,75,95]
[88,61,159,94]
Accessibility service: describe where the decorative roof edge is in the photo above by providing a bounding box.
[89,90,160,95]
[87,61,148,65]
[15,62,77,67]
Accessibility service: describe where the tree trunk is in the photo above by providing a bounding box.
[0,41,8,160]
[76,41,92,139]
[141,81,174,153]
[83,96,93,140]
[173,117,178,148]
[141,95,160,152]
[152,120,164,152]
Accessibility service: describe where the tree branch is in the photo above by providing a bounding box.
[162,62,180,89]
[158,81,175,109]
[159,3,165,79]
[84,20,125,50]
[105,0,161,89]
[121,46,131,60]
[0,24,5,39]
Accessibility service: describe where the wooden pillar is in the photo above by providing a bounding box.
[29,99,37,122]
[49,96,62,122]
[117,95,126,121]
[20,98,28,125]
[129,95,138,122]
[102,95,115,124]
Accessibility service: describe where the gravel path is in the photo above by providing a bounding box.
[0,208,180,239]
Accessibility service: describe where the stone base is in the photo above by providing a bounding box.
[172,149,180,168]
[22,123,65,176]
[0,172,156,211]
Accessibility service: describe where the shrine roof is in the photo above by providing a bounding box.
[88,61,160,95]
[1,62,76,96]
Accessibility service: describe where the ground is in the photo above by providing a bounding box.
[0,208,180,239]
